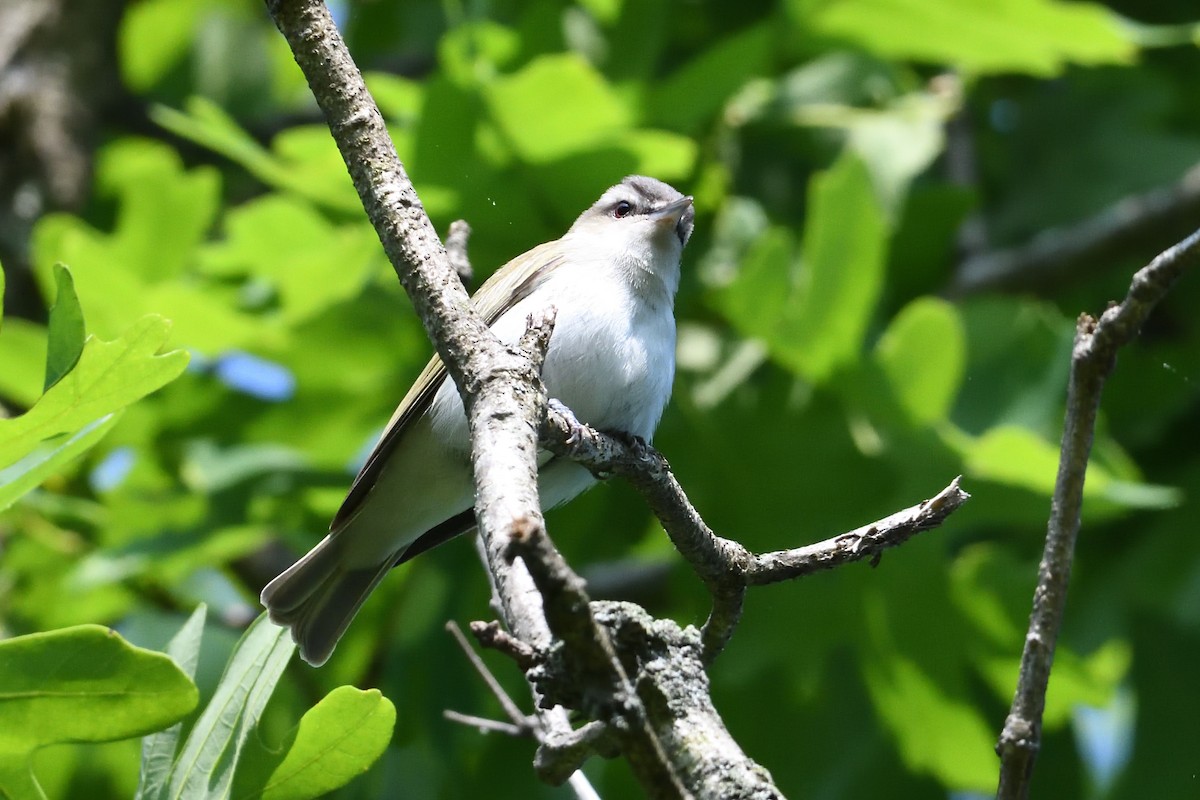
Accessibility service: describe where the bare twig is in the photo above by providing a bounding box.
[445,619,609,800]
[951,164,1200,297]
[995,227,1200,800]
[443,710,529,738]
[445,621,533,734]
[746,477,970,584]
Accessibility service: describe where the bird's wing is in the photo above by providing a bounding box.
[329,242,565,532]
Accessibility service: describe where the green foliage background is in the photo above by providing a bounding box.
[2,0,1200,796]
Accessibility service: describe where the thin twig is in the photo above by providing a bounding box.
[995,227,1200,800]
[443,710,530,738]
[746,477,970,584]
[445,620,531,732]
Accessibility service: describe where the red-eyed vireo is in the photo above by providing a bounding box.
[262,176,694,666]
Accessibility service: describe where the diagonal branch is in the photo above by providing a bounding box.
[950,163,1200,297]
[542,403,970,659]
[995,227,1200,800]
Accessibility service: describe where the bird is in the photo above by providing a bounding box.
[261,175,694,666]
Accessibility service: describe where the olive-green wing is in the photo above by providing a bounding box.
[329,242,565,532]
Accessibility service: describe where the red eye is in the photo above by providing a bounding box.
[613,200,633,218]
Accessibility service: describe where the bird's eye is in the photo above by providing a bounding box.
[613,200,634,218]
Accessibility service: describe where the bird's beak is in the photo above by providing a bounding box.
[652,196,694,228]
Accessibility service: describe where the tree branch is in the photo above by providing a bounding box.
[542,403,970,660]
[950,164,1200,297]
[264,0,594,780]
[267,4,971,797]
[995,227,1200,799]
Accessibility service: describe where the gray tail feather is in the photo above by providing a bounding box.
[260,534,392,667]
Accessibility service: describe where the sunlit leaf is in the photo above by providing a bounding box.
[874,298,966,425]
[232,686,395,800]
[136,605,208,800]
[796,0,1136,77]
[0,318,48,407]
[94,139,221,283]
[0,315,188,470]
[963,425,1181,510]
[119,0,204,91]
[0,414,121,512]
[196,195,378,324]
[0,626,198,799]
[483,54,632,163]
[716,153,888,383]
[164,613,294,799]
[861,651,998,790]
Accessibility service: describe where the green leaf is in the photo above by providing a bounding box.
[861,651,998,790]
[0,414,121,512]
[647,24,773,133]
[119,0,204,91]
[150,100,290,200]
[785,153,889,381]
[621,130,698,182]
[94,139,221,283]
[364,73,423,124]
[858,560,998,792]
[873,298,966,425]
[44,265,86,391]
[0,318,46,407]
[711,225,796,342]
[0,315,189,471]
[151,100,362,215]
[797,0,1136,77]
[792,92,953,217]
[712,154,889,384]
[137,605,208,800]
[0,625,199,799]
[196,196,378,325]
[164,613,295,800]
[232,687,395,800]
[483,54,632,163]
[436,21,521,87]
[963,425,1180,510]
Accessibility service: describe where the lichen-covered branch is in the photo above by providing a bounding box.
[995,227,1200,800]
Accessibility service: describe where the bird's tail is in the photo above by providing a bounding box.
[260,534,392,667]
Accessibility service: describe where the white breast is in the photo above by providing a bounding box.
[428,249,678,450]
